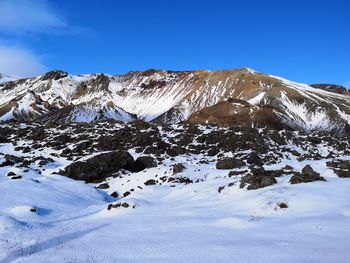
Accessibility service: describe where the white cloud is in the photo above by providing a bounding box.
[0,0,67,34]
[0,0,72,77]
[0,45,47,77]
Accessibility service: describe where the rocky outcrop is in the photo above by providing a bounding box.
[41,70,68,81]
[289,165,326,184]
[240,167,277,190]
[216,157,245,170]
[60,151,135,182]
[311,84,349,95]
[133,156,157,172]
[326,160,350,178]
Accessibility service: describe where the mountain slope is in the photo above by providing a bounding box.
[0,71,135,122]
[186,98,289,129]
[1,68,350,132]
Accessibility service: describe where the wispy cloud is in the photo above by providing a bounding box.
[0,0,84,77]
[0,45,47,77]
[0,0,67,34]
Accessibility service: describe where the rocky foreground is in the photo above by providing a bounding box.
[1,120,350,190]
[1,121,350,262]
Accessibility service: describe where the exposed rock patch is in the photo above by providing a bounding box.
[290,165,326,184]
[60,151,134,183]
[240,167,277,190]
[216,157,245,170]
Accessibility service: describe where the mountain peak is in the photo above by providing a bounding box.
[0,73,18,84]
[41,70,69,81]
[1,68,350,133]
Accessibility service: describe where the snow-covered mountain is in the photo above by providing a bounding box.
[1,68,350,133]
[0,73,18,84]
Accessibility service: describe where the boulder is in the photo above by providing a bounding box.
[11,175,22,180]
[246,152,263,166]
[6,172,16,177]
[96,183,110,189]
[240,167,277,190]
[110,192,119,198]
[60,151,134,182]
[172,163,186,174]
[289,165,326,184]
[144,179,157,186]
[133,156,157,172]
[123,191,131,197]
[216,157,245,169]
[166,146,186,157]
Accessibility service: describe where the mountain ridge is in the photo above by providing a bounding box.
[1,68,350,133]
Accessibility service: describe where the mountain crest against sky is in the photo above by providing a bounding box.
[1,68,350,133]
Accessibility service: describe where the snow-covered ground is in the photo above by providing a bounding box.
[1,123,350,262]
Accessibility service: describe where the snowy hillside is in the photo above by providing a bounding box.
[1,68,350,132]
[1,121,350,262]
[0,74,18,84]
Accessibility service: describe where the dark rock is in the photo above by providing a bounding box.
[267,169,284,177]
[123,191,131,197]
[228,170,247,177]
[216,157,245,169]
[282,165,294,172]
[96,183,110,189]
[240,167,277,190]
[144,179,156,186]
[172,163,186,174]
[1,155,24,167]
[6,172,16,177]
[171,177,193,184]
[133,156,157,172]
[311,84,349,95]
[166,146,186,157]
[42,70,68,81]
[38,158,55,166]
[326,160,350,178]
[218,186,225,193]
[11,175,22,180]
[107,202,131,210]
[240,174,276,190]
[207,147,220,156]
[110,192,119,198]
[30,128,47,140]
[289,165,326,184]
[60,151,134,182]
[247,152,263,166]
[277,202,288,209]
[22,147,32,153]
[130,120,153,130]
[121,202,130,208]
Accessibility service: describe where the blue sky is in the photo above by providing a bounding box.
[0,0,349,87]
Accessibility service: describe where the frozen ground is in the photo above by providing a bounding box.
[0,123,350,262]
